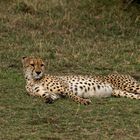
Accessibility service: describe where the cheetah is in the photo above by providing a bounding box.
[58,74,140,100]
[22,56,140,104]
[22,56,92,105]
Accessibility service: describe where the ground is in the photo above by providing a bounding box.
[0,0,140,139]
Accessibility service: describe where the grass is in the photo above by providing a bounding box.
[0,0,140,139]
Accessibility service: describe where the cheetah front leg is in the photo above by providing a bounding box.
[42,92,60,104]
[30,84,91,105]
[59,89,91,105]
[26,85,60,103]
[43,90,91,105]
[68,92,91,105]
[42,89,91,105]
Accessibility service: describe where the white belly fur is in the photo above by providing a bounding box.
[67,80,112,98]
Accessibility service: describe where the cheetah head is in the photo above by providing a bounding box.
[22,56,45,80]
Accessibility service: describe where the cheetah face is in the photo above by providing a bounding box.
[22,56,45,80]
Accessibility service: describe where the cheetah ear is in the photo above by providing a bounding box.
[22,56,27,60]
[22,56,28,64]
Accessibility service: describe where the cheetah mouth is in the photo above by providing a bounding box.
[33,73,43,80]
[34,75,43,80]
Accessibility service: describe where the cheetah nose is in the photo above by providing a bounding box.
[36,71,41,75]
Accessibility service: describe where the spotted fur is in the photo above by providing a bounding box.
[22,57,140,105]
[22,57,91,105]
[103,73,140,99]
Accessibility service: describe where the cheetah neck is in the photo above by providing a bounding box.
[25,74,33,84]
[23,69,34,84]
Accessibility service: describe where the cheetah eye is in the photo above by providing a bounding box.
[41,64,44,67]
[30,64,34,67]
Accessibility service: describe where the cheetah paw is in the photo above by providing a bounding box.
[45,97,54,104]
[81,99,92,105]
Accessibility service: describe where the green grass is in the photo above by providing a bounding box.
[0,0,140,139]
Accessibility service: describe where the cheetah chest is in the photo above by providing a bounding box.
[26,81,45,97]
